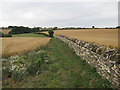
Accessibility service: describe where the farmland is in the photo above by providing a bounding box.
[1,1,118,88]
[1,29,116,88]
[1,37,50,57]
[0,29,12,34]
[1,28,118,57]
[12,33,46,37]
[44,29,118,48]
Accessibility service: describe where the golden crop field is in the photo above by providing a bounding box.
[1,37,51,57]
[44,29,118,48]
[0,29,12,34]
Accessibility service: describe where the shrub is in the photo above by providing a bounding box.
[31,27,40,32]
[27,51,48,74]
[8,26,14,29]
[92,26,95,28]
[53,27,57,30]
[48,30,54,37]
[3,34,12,37]
[9,26,32,34]
[9,26,40,34]
[2,50,49,82]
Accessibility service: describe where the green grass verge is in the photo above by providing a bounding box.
[12,33,46,37]
[3,38,112,88]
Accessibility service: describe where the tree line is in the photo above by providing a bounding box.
[9,26,40,34]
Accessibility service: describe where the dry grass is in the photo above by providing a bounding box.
[1,37,51,57]
[0,29,12,34]
[44,29,118,48]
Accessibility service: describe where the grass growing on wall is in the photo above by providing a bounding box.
[2,38,112,88]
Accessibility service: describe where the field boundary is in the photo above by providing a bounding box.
[56,35,120,88]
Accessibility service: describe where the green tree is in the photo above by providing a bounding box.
[92,26,95,28]
[9,26,32,34]
[32,27,40,32]
[8,26,14,29]
[53,27,57,30]
[48,30,54,37]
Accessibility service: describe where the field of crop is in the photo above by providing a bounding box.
[0,29,12,34]
[1,37,51,57]
[12,33,46,37]
[44,29,118,48]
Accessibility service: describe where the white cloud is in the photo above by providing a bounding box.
[22,12,35,19]
[0,1,118,27]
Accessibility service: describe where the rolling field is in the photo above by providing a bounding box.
[44,29,118,48]
[1,37,51,57]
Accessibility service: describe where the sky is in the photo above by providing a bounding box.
[0,0,119,28]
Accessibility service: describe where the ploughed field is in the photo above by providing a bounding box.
[45,29,118,48]
[1,37,51,57]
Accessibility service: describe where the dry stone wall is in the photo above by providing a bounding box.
[56,35,120,88]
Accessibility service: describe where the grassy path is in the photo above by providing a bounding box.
[13,38,112,88]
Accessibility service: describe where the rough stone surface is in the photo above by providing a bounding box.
[56,35,120,88]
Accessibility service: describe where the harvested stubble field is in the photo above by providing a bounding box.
[44,29,118,48]
[0,29,12,34]
[1,37,51,57]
